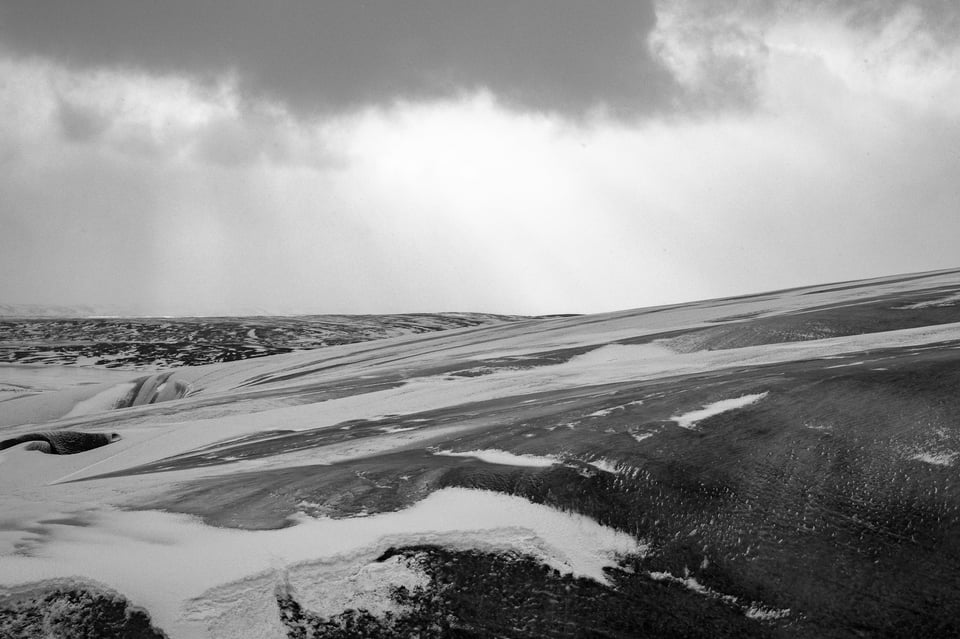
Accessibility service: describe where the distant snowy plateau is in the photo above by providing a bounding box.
[3,270,960,638]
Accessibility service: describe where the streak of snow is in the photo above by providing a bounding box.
[379,425,417,433]
[897,292,960,309]
[586,458,621,474]
[587,400,644,418]
[434,449,559,467]
[910,451,957,466]
[745,605,792,621]
[648,571,790,623]
[824,361,865,369]
[671,393,769,430]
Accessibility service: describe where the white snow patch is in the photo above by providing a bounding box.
[62,382,137,418]
[648,571,790,622]
[182,553,429,639]
[586,458,622,474]
[671,392,769,430]
[648,571,726,600]
[379,425,417,433]
[910,451,957,466]
[745,605,792,621]
[897,292,960,309]
[630,431,655,443]
[587,400,644,418]
[824,361,865,369]
[434,449,559,467]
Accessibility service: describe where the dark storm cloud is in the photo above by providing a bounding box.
[0,0,676,116]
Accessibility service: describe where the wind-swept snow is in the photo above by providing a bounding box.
[0,488,643,638]
[63,382,138,418]
[898,292,960,309]
[586,458,622,474]
[433,449,560,467]
[671,393,769,430]
[3,268,960,637]
[648,570,791,623]
[910,451,957,466]
[586,399,644,418]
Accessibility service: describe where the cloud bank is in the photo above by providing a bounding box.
[1,1,958,315]
[0,0,672,117]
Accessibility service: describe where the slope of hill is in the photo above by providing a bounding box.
[2,268,960,638]
[0,312,528,370]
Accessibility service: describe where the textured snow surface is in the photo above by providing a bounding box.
[0,489,642,638]
[3,268,960,637]
[63,382,137,418]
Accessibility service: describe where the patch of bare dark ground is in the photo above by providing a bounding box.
[436,349,960,638]
[0,583,168,638]
[277,546,773,639]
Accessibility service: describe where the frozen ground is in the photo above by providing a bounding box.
[3,268,960,637]
[0,312,526,370]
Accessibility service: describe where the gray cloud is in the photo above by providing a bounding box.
[648,0,960,109]
[0,0,677,117]
[56,98,112,143]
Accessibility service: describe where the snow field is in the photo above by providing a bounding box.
[0,488,644,638]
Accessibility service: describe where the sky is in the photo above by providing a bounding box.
[1,0,959,316]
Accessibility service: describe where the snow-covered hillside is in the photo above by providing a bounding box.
[3,268,960,637]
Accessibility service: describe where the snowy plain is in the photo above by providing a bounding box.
[3,268,960,637]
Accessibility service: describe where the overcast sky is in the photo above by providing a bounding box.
[2,1,958,315]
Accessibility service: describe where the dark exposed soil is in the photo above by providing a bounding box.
[277,546,776,639]
[0,584,168,639]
